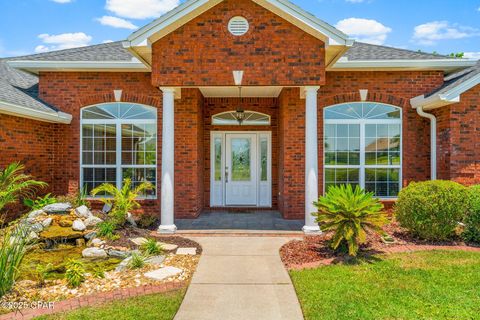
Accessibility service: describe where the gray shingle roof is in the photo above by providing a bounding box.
[426,60,480,97]
[343,42,451,61]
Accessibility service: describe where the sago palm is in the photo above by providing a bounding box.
[313,184,387,256]
[0,163,47,212]
[91,179,154,226]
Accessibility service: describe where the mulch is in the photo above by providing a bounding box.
[280,219,480,270]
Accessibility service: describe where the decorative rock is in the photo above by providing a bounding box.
[145,255,166,265]
[102,204,112,213]
[84,216,103,228]
[40,226,84,241]
[74,205,92,219]
[84,231,97,241]
[30,223,44,233]
[107,249,129,259]
[43,203,72,214]
[144,267,182,281]
[59,217,73,227]
[130,237,148,246]
[126,212,137,227]
[72,219,86,231]
[115,256,132,272]
[157,242,178,251]
[91,238,105,247]
[82,247,107,259]
[176,247,197,255]
[27,210,45,220]
[28,231,39,241]
[76,238,86,247]
[41,217,53,228]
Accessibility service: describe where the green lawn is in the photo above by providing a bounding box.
[35,290,185,320]
[290,251,480,320]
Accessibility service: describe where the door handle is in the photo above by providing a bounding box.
[225,167,229,183]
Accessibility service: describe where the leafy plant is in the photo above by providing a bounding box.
[24,193,57,210]
[91,179,153,227]
[463,185,480,243]
[65,259,86,288]
[0,225,31,297]
[35,263,53,287]
[0,162,47,212]
[92,266,105,279]
[313,185,387,257]
[141,239,163,256]
[96,221,117,240]
[128,252,146,269]
[56,186,89,208]
[395,180,469,241]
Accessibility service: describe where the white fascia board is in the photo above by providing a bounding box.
[0,101,72,124]
[441,72,480,101]
[7,60,150,74]
[331,59,477,71]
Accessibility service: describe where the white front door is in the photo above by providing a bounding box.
[210,132,272,207]
[225,133,257,206]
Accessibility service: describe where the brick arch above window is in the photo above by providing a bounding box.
[318,92,409,110]
[79,93,162,110]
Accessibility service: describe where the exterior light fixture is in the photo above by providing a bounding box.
[232,71,245,125]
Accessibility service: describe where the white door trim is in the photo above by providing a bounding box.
[210,131,272,208]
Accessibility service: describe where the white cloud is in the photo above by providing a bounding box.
[34,32,92,53]
[106,0,180,19]
[103,40,114,44]
[464,52,480,60]
[335,18,392,45]
[51,0,73,3]
[97,16,138,30]
[412,21,480,45]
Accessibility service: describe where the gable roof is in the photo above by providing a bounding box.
[343,42,451,61]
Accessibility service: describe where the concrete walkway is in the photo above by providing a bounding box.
[174,237,304,320]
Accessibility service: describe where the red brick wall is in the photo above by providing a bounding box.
[151,0,325,87]
[0,114,60,219]
[435,84,480,185]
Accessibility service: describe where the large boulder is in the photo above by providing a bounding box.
[43,203,72,214]
[72,219,86,231]
[40,226,84,241]
[84,216,103,228]
[74,205,92,219]
[82,247,107,259]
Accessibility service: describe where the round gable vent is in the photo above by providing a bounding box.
[228,16,249,36]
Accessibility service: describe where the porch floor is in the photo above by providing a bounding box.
[175,210,304,231]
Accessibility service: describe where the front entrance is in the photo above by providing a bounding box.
[210,132,272,207]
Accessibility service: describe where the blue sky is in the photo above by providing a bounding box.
[0,0,479,59]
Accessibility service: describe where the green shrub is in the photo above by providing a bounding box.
[56,186,89,208]
[395,180,469,241]
[141,239,163,256]
[92,266,105,279]
[128,252,146,269]
[24,193,57,210]
[0,225,31,297]
[65,259,86,288]
[97,221,118,240]
[463,185,480,243]
[313,184,387,257]
[35,263,53,287]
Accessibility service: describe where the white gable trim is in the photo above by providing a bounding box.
[125,0,353,48]
[7,60,150,74]
[0,101,72,124]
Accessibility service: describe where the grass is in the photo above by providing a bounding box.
[290,250,480,320]
[35,290,185,320]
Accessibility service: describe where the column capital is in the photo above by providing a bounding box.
[159,87,176,93]
[159,87,181,99]
[301,86,320,99]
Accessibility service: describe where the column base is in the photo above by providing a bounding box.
[157,224,177,234]
[302,225,321,234]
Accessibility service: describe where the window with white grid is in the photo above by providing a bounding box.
[81,103,157,198]
[324,102,402,198]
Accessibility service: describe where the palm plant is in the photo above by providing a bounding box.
[91,179,153,226]
[0,163,47,212]
[313,184,387,257]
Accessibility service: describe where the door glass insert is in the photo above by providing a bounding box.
[260,138,268,181]
[231,138,251,181]
[214,138,222,181]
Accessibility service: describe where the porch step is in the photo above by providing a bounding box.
[175,229,303,237]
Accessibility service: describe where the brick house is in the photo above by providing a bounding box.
[1,0,479,232]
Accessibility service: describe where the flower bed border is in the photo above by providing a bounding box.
[0,281,186,320]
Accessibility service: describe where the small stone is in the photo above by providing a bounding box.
[102,204,112,213]
[28,231,39,241]
[176,247,197,255]
[72,219,86,231]
[41,217,53,228]
[115,257,132,272]
[130,237,148,246]
[74,205,92,219]
[84,216,103,228]
[59,217,73,227]
[91,238,105,247]
[144,267,182,281]
[107,249,129,258]
[43,203,72,214]
[76,238,86,247]
[84,231,97,241]
[145,255,165,265]
[82,247,107,259]
[30,223,44,233]
[157,242,178,251]
[126,212,137,227]
[27,210,45,219]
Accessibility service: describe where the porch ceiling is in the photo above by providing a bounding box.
[199,86,283,98]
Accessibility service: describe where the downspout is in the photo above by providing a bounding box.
[416,106,437,180]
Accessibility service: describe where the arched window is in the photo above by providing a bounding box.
[324,102,402,198]
[212,111,271,126]
[81,103,157,198]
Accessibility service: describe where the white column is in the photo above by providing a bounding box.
[303,86,321,233]
[158,88,177,233]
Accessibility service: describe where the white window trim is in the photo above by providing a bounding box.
[323,102,403,200]
[80,103,158,200]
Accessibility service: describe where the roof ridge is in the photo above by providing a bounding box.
[354,42,451,59]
